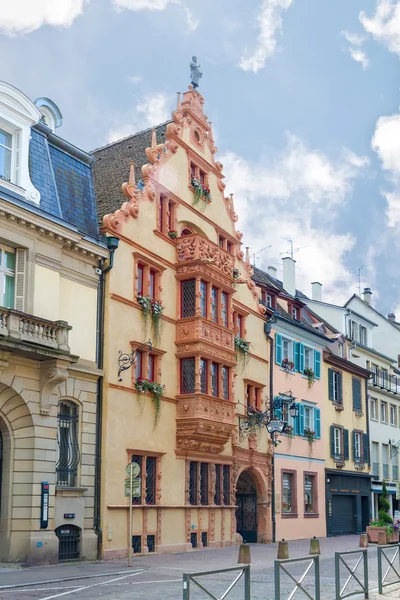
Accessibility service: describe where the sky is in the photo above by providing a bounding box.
[0,0,399,316]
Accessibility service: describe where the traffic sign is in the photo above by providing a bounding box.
[126,462,140,478]
[124,477,141,498]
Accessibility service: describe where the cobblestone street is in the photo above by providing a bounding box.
[2,536,400,600]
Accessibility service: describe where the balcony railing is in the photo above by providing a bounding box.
[372,369,400,395]
[0,307,71,353]
[176,233,234,278]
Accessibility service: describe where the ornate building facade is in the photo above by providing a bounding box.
[0,82,107,564]
[93,87,273,557]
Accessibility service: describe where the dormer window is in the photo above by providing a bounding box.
[0,128,12,182]
[292,307,298,320]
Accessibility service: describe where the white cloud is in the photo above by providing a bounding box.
[107,92,172,143]
[341,30,369,69]
[184,7,199,32]
[239,0,293,73]
[128,75,143,84]
[221,137,368,302]
[360,0,400,56]
[0,0,86,35]
[371,113,400,226]
[113,0,178,10]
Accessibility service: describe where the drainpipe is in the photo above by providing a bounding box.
[94,235,119,560]
[264,321,276,543]
[365,374,372,522]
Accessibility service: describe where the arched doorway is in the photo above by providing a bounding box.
[236,471,258,543]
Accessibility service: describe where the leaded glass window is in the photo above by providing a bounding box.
[181,279,196,318]
[211,363,218,397]
[200,462,209,505]
[211,287,218,323]
[214,464,221,505]
[200,358,207,394]
[222,366,229,400]
[181,358,195,394]
[200,281,207,317]
[223,465,231,505]
[189,461,198,505]
[145,456,156,504]
[221,292,228,327]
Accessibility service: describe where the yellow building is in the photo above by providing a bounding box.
[93,87,273,557]
[0,83,108,563]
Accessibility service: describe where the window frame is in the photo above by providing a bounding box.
[0,243,16,309]
[304,472,318,517]
[134,254,164,302]
[353,430,363,463]
[56,400,80,488]
[281,470,297,518]
[391,404,397,427]
[381,401,388,424]
[370,397,378,421]
[282,337,293,362]
[128,451,162,506]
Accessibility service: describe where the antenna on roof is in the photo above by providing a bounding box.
[280,237,309,259]
[252,245,272,265]
[352,265,369,296]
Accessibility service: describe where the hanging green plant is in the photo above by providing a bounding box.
[137,295,164,344]
[304,367,315,387]
[168,230,178,240]
[191,177,212,209]
[134,378,165,427]
[284,424,295,438]
[235,336,250,370]
[304,427,316,445]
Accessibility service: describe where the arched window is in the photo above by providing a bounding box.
[181,228,192,236]
[56,401,80,487]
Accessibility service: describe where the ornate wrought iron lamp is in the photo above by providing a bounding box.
[118,340,152,381]
[238,390,298,442]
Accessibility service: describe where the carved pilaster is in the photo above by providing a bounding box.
[0,351,10,378]
[39,359,70,415]
[209,464,216,505]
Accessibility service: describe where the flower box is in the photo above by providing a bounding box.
[366,526,399,544]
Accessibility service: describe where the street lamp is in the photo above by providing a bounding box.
[238,391,298,442]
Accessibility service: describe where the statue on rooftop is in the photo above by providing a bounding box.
[190,56,202,89]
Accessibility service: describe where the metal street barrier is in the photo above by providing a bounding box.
[182,565,250,600]
[334,549,368,600]
[274,555,320,600]
[377,543,400,595]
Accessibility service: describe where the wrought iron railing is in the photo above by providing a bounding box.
[56,401,80,487]
[334,549,368,600]
[377,543,400,594]
[372,369,400,395]
[182,565,250,600]
[274,555,320,600]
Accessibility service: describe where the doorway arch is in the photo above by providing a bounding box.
[235,470,258,543]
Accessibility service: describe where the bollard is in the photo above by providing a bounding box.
[277,539,289,559]
[378,531,386,545]
[359,533,368,548]
[309,536,320,555]
[238,543,251,564]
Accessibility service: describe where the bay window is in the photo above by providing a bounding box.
[181,358,195,394]
[211,362,218,397]
[221,292,228,327]
[181,357,230,399]
[181,279,196,318]
[222,366,229,400]
[211,287,218,322]
[200,358,207,393]
[200,281,207,317]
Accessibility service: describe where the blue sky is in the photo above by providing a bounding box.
[1,0,399,315]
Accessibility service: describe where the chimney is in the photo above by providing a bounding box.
[311,282,322,302]
[363,287,372,305]
[388,313,396,322]
[268,265,277,279]
[282,257,296,297]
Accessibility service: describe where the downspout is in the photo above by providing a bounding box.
[264,321,275,543]
[365,374,372,522]
[94,237,119,560]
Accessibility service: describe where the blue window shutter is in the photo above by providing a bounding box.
[299,343,305,373]
[314,351,321,379]
[275,333,282,365]
[328,369,334,401]
[315,408,321,439]
[294,342,300,371]
[299,403,304,436]
[294,410,299,435]
[330,425,335,457]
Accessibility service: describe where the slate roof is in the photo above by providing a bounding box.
[92,122,171,223]
[252,266,283,292]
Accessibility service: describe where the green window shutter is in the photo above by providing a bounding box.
[299,403,304,436]
[352,430,356,461]
[344,429,349,461]
[330,425,335,457]
[352,378,362,411]
[275,333,282,365]
[294,342,300,371]
[294,410,299,435]
[299,343,305,373]
[328,369,334,401]
[315,408,321,439]
[314,351,321,379]
[338,373,343,404]
[363,433,369,463]
[14,248,26,311]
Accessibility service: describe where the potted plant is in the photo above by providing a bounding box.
[366,481,399,543]
[137,294,164,344]
[282,357,295,372]
[304,367,315,387]
[304,428,316,445]
[191,177,212,206]
[168,230,178,240]
[235,336,250,370]
[284,424,295,438]
[135,378,165,427]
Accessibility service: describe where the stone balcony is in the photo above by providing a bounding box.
[176,233,234,284]
[176,393,236,454]
[176,317,236,363]
[0,307,71,358]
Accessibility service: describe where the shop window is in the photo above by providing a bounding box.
[282,471,297,516]
[304,473,317,515]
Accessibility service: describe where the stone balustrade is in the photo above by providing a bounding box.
[176,233,234,277]
[0,307,71,353]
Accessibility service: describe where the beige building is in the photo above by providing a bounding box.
[0,82,107,563]
[93,87,273,557]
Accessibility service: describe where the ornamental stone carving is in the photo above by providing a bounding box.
[39,359,70,415]
[176,234,234,278]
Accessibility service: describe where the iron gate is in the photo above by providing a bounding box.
[55,525,80,561]
[236,494,257,543]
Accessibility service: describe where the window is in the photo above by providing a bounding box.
[132,344,160,385]
[200,281,207,317]
[372,443,379,477]
[223,465,231,505]
[393,454,399,481]
[189,461,198,505]
[328,369,342,404]
[360,326,367,345]
[292,307,298,320]
[0,128,12,181]
[334,427,341,457]
[222,366,229,400]
[352,378,362,412]
[181,279,196,318]
[237,314,243,337]
[149,269,156,300]
[338,343,344,358]
[227,241,232,254]
[245,382,265,410]
[189,461,230,506]
[282,338,291,361]
[167,200,175,232]
[354,431,362,461]
[135,351,143,380]
[304,347,312,370]
[391,404,397,426]
[304,474,317,514]
[370,398,378,420]
[215,464,221,505]
[137,264,144,295]
[266,295,272,308]
[221,292,228,327]
[0,244,15,308]
[211,287,218,323]
[200,462,209,505]
[233,311,246,337]
[214,464,231,506]
[181,358,195,394]
[349,320,359,341]
[218,235,225,248]
[330,426,349,462]
[134,255,163,301]
[304,406,312,431]
[56,401,79,487]
[145,456,157,504]
[282,472,296,515]
[158,195,165,233]
[383,444,389,479]
[147,354,155,381]
[381,401,388,424]
[211,363,218,397]
[200,358,207,394]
